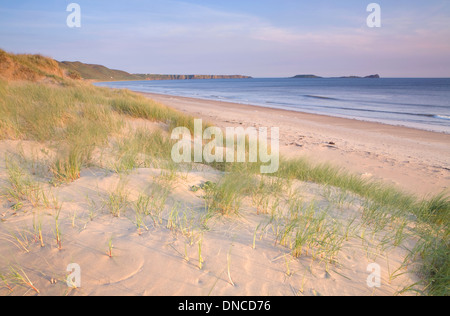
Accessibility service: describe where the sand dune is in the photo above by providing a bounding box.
[0,139,421,296]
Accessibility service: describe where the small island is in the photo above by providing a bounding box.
[338,74,380,79]
[291,74,323,79]
[291,74,380,79]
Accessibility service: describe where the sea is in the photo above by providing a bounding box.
[94,78,450,134]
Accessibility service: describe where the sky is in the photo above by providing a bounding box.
[1,0,450,77]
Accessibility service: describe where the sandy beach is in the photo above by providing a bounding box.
[139,92,450,197]
[2,0,450,297]
[0,73,445,296]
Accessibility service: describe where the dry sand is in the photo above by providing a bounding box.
[141,92,450,197]
[1,92,445,296]
[0,143,420,296]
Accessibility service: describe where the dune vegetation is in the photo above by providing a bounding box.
[0,50,448,296]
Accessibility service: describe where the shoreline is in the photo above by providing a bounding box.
[139,90,448,135]
[93,79,450,135]
[138,91,450,197]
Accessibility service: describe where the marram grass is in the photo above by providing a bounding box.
[0,77,448,295]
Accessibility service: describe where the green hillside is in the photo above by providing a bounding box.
[59,61,141,81]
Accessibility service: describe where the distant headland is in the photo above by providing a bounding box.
[291,74,380,79]
[58,61,252,81]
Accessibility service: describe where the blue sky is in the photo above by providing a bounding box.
[1,0,450,77]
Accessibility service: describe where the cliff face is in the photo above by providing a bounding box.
[134,74,252,80]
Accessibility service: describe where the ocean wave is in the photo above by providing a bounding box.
[301,92,448,110]
[304,95,339,101]
[266,99,440,119]
[435,115,450,120]
[297,103,437,118]
[266,101,296,106]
